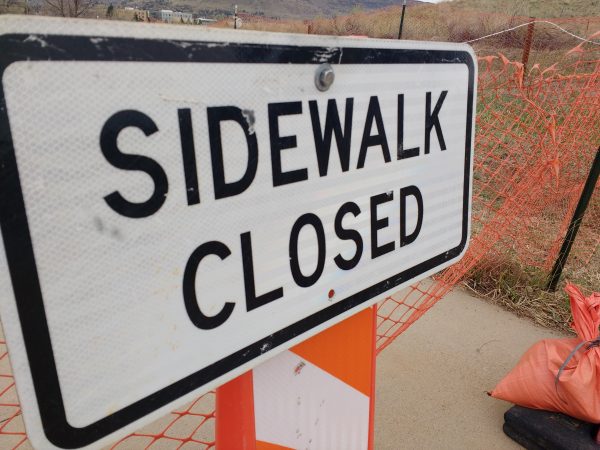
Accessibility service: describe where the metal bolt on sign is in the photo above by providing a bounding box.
[315,63,335,91]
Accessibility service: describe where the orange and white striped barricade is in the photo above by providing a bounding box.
[217,306,377,450]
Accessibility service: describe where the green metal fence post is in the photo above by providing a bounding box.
[546,148,600,291]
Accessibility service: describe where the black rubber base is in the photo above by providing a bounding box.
[503,406,600,450]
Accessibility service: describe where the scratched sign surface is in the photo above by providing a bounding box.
[0,16,476,449]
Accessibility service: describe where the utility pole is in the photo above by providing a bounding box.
[398,0,407,39]
[234,4,238,29]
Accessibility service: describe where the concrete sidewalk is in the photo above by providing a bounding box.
[375,286,565,449]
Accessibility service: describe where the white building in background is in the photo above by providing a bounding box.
[195,17,217,25]
[154,9,193,23]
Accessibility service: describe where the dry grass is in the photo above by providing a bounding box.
[215,3,600,53]
[464,248,599,334]
[452,0,600,19]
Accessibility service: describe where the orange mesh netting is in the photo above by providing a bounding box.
[377,38,599,352]
[110,394,215,450]
[0,31,598,450]
[377,38,600,351]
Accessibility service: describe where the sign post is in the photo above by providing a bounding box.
[0,15,475,449]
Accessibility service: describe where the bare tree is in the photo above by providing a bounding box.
[3,0,20,10]
[44,0,94,17]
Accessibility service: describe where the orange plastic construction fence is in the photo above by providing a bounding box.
[377,37,600,352]
[0,34,598,450]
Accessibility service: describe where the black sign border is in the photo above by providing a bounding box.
[0,33,474,448]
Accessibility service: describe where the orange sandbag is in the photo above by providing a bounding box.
[491,283,600,423]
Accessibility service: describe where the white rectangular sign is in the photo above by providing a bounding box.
[0,16,475,449]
